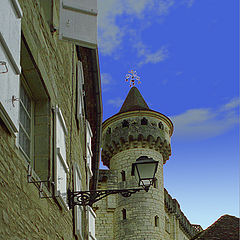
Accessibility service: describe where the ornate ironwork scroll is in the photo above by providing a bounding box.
[68,188,143,208]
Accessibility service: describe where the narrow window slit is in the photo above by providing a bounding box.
[155,215,159,227]
[121,170,126,181]
[122,208,126,220]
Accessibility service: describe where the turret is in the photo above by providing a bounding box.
[95,87,173,240]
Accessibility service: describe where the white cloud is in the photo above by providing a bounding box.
[98,0,124,55]
[98,0,175,55]
[101,73,112,85]
[135,42,168,66]
[140,47,168,65]
[181,0,196,8]
[176,71,183,76]
[220,97,240,111]
[170,98,239,140]
[157,0,175,15]
[161,79,169,85]
[186,0,195,8]
[101,73,113,92]
[101,73,114,92]
[108,97,124,108]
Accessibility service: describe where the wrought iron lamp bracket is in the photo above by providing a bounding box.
[68,187,144,208]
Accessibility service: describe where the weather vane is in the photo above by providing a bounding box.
[125,70,141,87]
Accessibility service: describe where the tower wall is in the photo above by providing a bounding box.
[111,148,165,240]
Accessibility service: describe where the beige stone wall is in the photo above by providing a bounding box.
[163,211,191,240]
[0,125,74,239]
[178,225,191,240]
[0,0,89,239]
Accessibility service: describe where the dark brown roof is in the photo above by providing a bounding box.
[119,87,149,113]
[191,215,239,240]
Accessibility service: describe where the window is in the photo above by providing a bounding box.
[121,171,126,181]
[74,164,84,240]
[86,120,93,186]
[54,106,69,208]
[155,215,159,227]
[18,38,52,183]
[122,209,126,220]
[19,82,33,161]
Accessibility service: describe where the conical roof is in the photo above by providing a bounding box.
[119,87,149,113]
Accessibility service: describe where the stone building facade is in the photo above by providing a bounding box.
[0,0,101,239]
[95,87,200,240]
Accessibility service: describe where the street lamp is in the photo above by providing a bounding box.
[68,156,158,208]
[131,156,158,192]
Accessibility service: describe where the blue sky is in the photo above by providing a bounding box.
[97,0,239,229]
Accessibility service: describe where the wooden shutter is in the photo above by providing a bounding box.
[87,206,96,240]
[59,0,97,49]
[76,61,84,119]
[86,120,93,177]
[54,106,69,208]
[0,0,22,134]
[73,164,84,239]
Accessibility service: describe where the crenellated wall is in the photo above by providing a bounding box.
[102,111,173,168]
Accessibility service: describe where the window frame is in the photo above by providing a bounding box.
[18,78,34,164]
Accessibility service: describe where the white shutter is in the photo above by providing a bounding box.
[87,206,96,240]
[59,0,97,49]
[56,107,68,163]
[56,150,68,203]
[77,61,84,119]
[0,0,22,134]
[86,120,93,177]
[54,106,69,208]
[74,164,84,239]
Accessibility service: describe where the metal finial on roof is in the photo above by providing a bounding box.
[125,70,141,87]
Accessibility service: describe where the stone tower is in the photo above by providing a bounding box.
[95,87,173,240]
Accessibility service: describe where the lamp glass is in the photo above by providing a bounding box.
[132,156,158,190]
[136,162,157,187]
